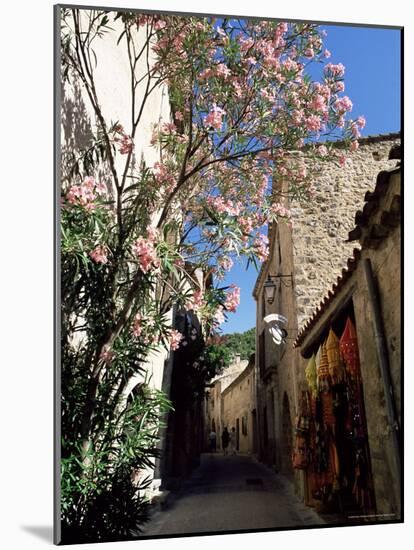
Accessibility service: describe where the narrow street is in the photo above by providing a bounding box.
[142,453,324,537]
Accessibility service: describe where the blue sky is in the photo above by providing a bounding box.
[220,23,401,335]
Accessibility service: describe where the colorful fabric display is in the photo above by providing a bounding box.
[305,353,318,398]
[317,341,330,391]
[340,318,361,381]
[326,328,345,384]
[315,346,321,390]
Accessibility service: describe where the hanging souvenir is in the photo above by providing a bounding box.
[340,317,361,382]
[293,392,311,469]
[326,328,345,384]
[315,346,321,391]
[321,390,336,428]
[305,354,318,398]
[292,433,309,469]
[317,341,330,391]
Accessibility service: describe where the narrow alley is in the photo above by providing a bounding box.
[141,453,324,537]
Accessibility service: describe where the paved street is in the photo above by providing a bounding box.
[142,453,324,537]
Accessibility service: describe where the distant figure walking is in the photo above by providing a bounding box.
[229,427,237,455]
[221,427,230,455]
[209,430,217,452]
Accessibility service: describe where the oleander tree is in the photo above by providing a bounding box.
[60,7,364,540]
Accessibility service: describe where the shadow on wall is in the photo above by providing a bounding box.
[61,76,95,183]
[60,74,115,193]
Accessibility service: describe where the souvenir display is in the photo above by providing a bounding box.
[302,318,375,515]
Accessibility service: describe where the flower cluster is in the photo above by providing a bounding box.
[131,229,160,273]
[206,196,241,216]
[65,176,107,210]
[89,244,110,264]
[224,285,240,313]
[132,313,143,338]
[253,234,269,262]
[153,161,177,193]
[113,124,134,155]
[169,329,184,351]
[204,104,226,130]
[185,289,205,312]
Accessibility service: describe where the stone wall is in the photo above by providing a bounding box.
[291,135,400,329]
[204,357,249,450]
[253,133,401,505]
[221,362,256,454]
[297,168,401,517]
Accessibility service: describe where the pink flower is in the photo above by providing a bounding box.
[204,104,226,130]
[324,49,331,58]
[325,63,345,77]
[335,81,345,93]
[338,154,347,167]
[206,196,240,216]
[253,234,269,262]
[185,289,205,312]
[118,134,133,154]
[304,47,314,58]
[89,244,109,264]
[271,202,292,219]
[224,285,240,313]
[154,19,167,30]
[169,329,183,351]
[239,36,254,52]
[153,161,177,192]
[175,111,184,121]
[305,114,322,132]
[350,140,359,152]
[132,236,159,273]
[66,176,106,209]
[218,256,233,271]
[310,94,328,115]
[356,115,366,129]
[334,96,353,114]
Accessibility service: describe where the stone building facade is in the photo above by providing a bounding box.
[221,356,257,454]
[252,133,401,506]
[205,355,248,450]
[295,157,401,518]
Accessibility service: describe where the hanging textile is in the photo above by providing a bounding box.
[339,317,361,382]
[315,346,321,391]
[305,353,318,398]
[317,341,331,391]
[293,392,311,470]
[326,328,345,384]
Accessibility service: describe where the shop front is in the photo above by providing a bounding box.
[293,300,375,518]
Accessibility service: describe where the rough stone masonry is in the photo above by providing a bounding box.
[290,134,400,329]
